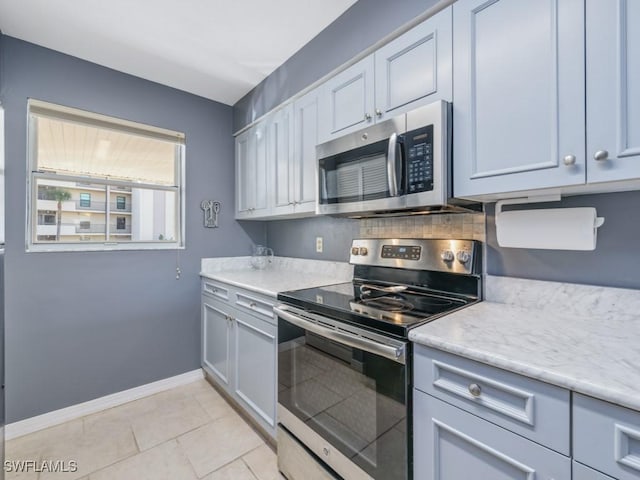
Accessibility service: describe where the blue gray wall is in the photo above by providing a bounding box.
[485,191,640,289]
[233,0,439,132]
[267,216,358,262]
[0,36,265,422]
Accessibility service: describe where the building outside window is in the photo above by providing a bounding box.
[27,99,185,251]
[79,193,91,208]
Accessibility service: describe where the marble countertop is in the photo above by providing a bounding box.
[200,256,353,298]
[409,275,640,412]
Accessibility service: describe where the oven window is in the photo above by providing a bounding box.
[278,320,408,480]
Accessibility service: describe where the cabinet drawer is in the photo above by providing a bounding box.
[235,291,275,323]
[573,461,615,480]
[202,279,230,301]
[414,390,571,480]
[414,345,570,455]
[574,393,640,480]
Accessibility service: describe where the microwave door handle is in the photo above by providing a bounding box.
[387,133,399,196]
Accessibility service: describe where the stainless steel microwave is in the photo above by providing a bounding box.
[316,100,458,217]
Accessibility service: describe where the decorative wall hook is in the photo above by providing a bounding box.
[201,200,221,228]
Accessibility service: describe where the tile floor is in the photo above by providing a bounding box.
[5,379,282,480]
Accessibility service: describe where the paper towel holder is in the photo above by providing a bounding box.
[495,195,605,251]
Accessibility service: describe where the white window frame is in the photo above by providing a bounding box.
[26,99,186,252]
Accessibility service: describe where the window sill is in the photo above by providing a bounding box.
[26,243,185,253]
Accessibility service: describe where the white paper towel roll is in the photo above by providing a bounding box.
[495,206,605,251]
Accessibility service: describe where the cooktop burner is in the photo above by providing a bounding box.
[278,281,474,336]
[277,238,482,338]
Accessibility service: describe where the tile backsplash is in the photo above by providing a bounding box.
[359,212,485,241]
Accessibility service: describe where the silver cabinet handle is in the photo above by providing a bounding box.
[375,108,383,117]
[563,154,576,166]
[249,302,257,308]
[364,112,372,121]
[594,150,609,161]
[469,383,482,397]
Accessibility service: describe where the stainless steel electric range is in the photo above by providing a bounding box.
[275,238,482,480]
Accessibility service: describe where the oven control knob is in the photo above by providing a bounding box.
[351,247,360,256]
[441,250,454,262]
[456,251,471,264]
[359,247,368,256]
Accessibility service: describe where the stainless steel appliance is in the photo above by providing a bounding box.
[275,238,482,480]
[316,101,477,217]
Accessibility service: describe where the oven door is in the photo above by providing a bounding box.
[275,304,410,480]
[316,114,406,216]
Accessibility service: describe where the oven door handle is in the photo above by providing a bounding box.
[387,132,401,197]
[274,305,406,364]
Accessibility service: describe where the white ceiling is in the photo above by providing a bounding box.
[0,0,358,105]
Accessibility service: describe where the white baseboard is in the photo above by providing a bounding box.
[5,369,205,441]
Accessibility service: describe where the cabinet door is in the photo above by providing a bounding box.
[234,312,276,436]
[235,129,253,218]
[573,462,615,480]
[452,0,586,199]
[202,299,232,388]
[586,0,640,183]
[268,105,295,216]
[414,391,570,480]
[292,88,320,214]
[318,55,375,143]
[253,122,270,215]
[375,6,452,121]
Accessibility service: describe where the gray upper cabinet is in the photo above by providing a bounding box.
[292,88,320,213]
[318,7,453,144]
[235,124,270,219]
[586,0,640,184]
[453,0,586,198]
[374,6,452,121]
[268,104,295,217]
[318,55,375,143]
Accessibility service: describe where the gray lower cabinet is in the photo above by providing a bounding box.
[414,391,571,480]
[201,283,276,439]
[573,462,616,480]
[202,299,232,387]
[573,393,640,480]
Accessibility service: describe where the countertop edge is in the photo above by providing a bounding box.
[409,331,640,412]
[199,272,278,298]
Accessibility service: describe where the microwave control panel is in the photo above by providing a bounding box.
[405,125,434,194]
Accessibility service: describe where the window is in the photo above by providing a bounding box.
[27,99,185,251]
[79,193,91,208]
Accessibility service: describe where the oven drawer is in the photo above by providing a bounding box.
[201,279,230,301]
[573,393,640,480]
[414,345,570,455]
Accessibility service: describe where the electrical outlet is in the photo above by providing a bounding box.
[316,236,323,253]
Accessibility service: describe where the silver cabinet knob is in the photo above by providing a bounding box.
[441,250,454,262]
[361,132,368,141]
[563,154,576,166]
[364,112,372,121]
[249,302,257,308]
[594,150,609,161]
[375,108,383,117]
[456,251,471,264]
[323,447,330,457]
[469,383,482,397]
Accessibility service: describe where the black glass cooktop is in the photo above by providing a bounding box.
[277,281,476,338]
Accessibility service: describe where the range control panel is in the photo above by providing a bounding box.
[381,245,421,260]
[349,238,479,275]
